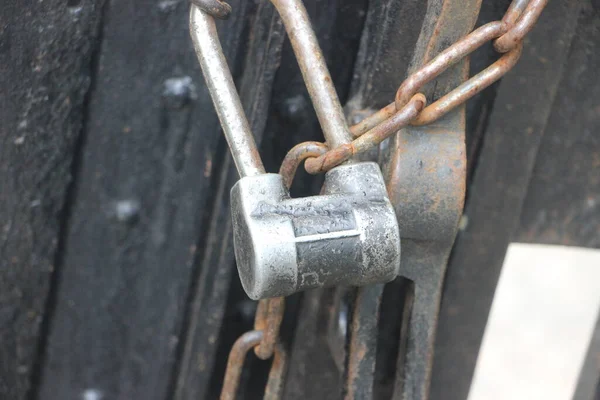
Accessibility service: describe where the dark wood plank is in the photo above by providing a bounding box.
[345,0,426,110]
[516,1,600,249]
[429,2,583,399]
[36,1,252,399]
[283,289,342,400]
[0,1,105,398]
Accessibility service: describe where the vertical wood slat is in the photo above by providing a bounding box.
[517,1,600,249]
[0,0,106,398]
[36,1,251,399]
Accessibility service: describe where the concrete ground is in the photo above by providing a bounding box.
[468,244,600,400]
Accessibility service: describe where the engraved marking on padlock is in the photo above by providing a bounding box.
[294,231,361,243]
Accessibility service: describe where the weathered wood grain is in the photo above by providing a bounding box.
[517,1,600,249]
[36,1,251,399]
[0,0,106,398]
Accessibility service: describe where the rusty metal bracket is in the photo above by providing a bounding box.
[382,1,476,396]
[339,0,482,399]
[329,0,546,398]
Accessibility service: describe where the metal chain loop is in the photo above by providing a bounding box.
[298,0,548,175]
[220,298,286,400]
[253,297,285,360]
[220,331,288,400]
[304,94,426,174]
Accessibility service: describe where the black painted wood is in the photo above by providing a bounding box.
[0,1,106,398]
[516,1,600,249]
[36,1,252,399]
[430,2,583,400]
[345,0,426,111]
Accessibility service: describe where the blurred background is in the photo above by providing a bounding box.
[469,244,600,400]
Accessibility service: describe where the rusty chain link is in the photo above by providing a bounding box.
[220,298,286,399]
[213,0,548,398]
[302,0,548,175]
[219,140,330,398]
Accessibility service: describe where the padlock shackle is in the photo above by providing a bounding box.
[190,6,266,178]
[270,0,352,149]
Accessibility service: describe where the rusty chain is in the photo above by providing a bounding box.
[211,0,548,398]
[302,0,548,174]
[220,297,286,400]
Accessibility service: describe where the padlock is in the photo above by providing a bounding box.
[231,162,400,299]
[190,1,401,299]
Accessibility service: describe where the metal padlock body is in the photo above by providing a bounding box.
[231,162,401,300]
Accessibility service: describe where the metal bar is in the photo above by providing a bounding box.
[189,6,266,178]
[382,0,482,397]
[191,0,232,19]
[270,0,353,148]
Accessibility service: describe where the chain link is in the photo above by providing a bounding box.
[220,298,286,399]
[301,0,548,175]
